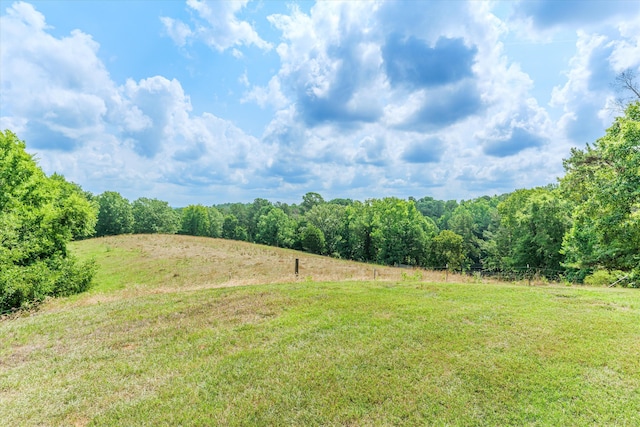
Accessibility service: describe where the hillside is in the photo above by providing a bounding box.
[69,234,458,296]
[1,234,639,426]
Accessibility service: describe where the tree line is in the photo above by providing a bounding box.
[87,102,640,287]
[84,186,589,280]
[1,102,638,311]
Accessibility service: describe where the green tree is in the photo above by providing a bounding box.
[207,206,224,238]
[222,214,238,239]
[446,196,499,267]
[415,196,446,223]
[221,214,249,241]
[300,192,325,213]
[371,198,437,266]
[132,197,179,234]
[486,187,570,275]
[344,201,377,262]
[217,203,252,241]
[300,225,326,254]
[428,230,466,270]
[436,199,459,229]
[447,207,478,267]
[327,198,353,206]
[247,198,273,241]
[1,131,96,310]
[255,208,296,248]
[49,173,97,240]
[560,102,640,285]
[95,191,134,237]
[343,198,436,266]
[180,204,210,237]
[304,203,346,256]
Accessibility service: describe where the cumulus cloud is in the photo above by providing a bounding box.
[609,18,640,71]
[0,1,269,203]
[356,136,389,167]
[396,80,484,132]
[268,2,385,127]
[0,2,114,149]
[264,1,489,134]
[4,0,639,204]
[242,76,289,109]
[474,95,552,158]
[482,127,545,157]
[250,0,562,198]
[551,30,640,144]
[161,0,271,52]
[121,76,192,158]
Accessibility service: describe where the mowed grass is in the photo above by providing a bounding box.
[1,235,639,426]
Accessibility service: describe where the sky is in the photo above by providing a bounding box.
[1,0,639,206]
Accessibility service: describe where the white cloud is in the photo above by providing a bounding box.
[160,16,193,47]
[252,0,562,198]
[3,1,45,30]
[4,1,639,204]
[549,29,640,143]
[180,0,272,52]
[609,19,640,71]
[242,76,288,109]
[163,0,271,53]
[510,0,640,34]
[0,2,116,150]
[0,1,271,204]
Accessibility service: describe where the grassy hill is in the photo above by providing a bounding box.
[1,235,639,426]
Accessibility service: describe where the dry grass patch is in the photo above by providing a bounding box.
[68,234,471,296]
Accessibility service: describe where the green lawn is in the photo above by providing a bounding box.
[1,237,639,426]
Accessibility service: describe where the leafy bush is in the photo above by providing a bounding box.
[584,270,626,286]
[0,130,97,311]
[52,256,97,297]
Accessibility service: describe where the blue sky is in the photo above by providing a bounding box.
[1,0,639,206]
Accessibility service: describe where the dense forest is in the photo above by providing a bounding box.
[1,102,639,311]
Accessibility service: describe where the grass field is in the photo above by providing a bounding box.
[1,235,639,426]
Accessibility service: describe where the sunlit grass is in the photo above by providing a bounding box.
[66,234,471,297]
[1,235,639,425]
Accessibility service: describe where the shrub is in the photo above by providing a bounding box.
[584,270,626,286]
[1,130,97,311]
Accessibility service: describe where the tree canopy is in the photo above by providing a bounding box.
[95,191,134,237]
[1,130,97,311]
[132,197,180,234]
[560,102,640,284]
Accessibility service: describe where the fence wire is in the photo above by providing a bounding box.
[428,265,578,284]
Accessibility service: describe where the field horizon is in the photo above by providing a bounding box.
[1,234,639,425]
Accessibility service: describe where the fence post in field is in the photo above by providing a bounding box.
[295,258,299,277]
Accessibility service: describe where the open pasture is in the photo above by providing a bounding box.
[1,235,639,425]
